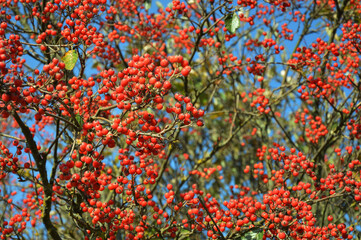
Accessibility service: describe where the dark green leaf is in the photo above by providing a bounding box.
[75,114,84,127]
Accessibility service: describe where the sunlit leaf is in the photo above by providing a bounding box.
[237,229,264,240]
[156,1,163,9]
[144,0,151,10]
[209,111,226,119]
[225,12,241,34]
[61,50,78,70]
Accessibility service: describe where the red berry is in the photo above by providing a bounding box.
[163,81,172,89]
[160,59,168,67]
[278,232,286,239]
[196,120,203,127]
[181,66,191,77]
[0,22,7,29]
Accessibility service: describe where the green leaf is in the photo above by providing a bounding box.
[225,12,241,34]
[237,229,264,240]
[144,0,151,10]
[156,1,163,9]
[61,50,78,70]
[75,114,84,127]
[91,61,103,70]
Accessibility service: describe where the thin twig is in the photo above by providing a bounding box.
[198,196,226,240]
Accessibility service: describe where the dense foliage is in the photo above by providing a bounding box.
[0,0,361,239]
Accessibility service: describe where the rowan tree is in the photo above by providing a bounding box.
[0,0,361,239]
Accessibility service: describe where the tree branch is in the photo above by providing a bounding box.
[12,111,62,240]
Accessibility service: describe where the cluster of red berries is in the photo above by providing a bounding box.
[0,140,19,177]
